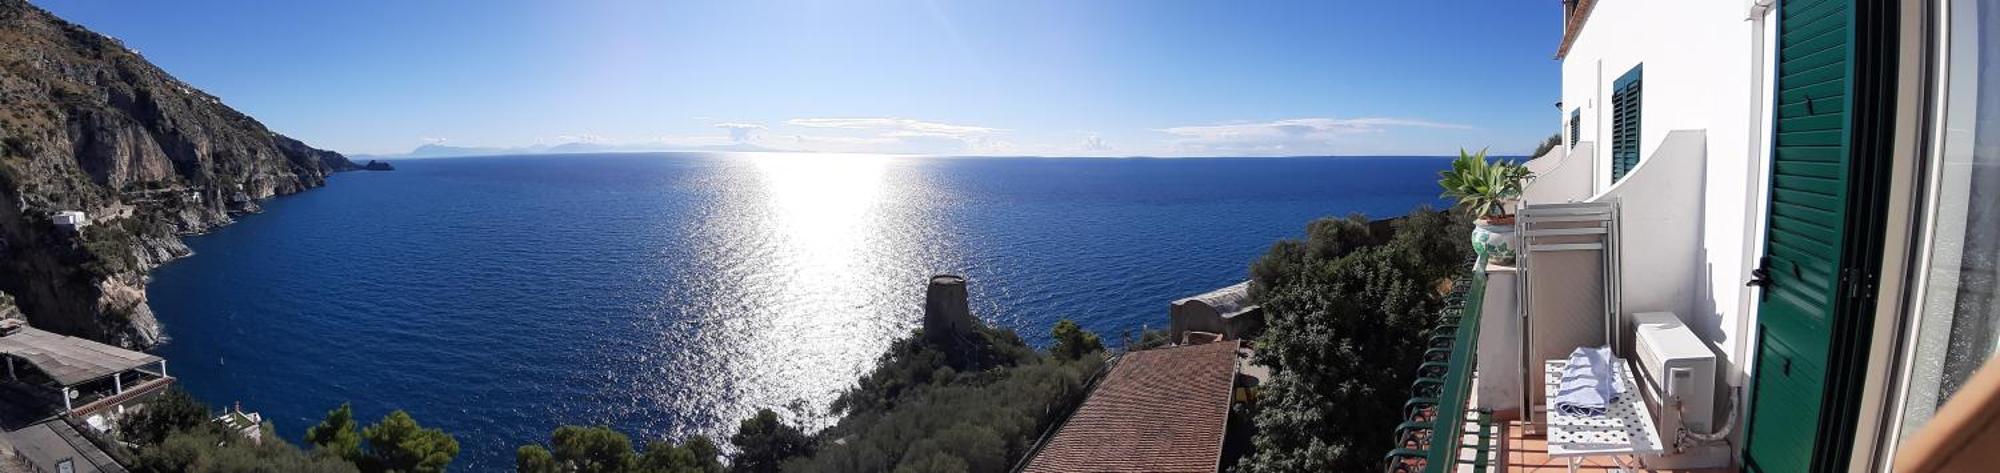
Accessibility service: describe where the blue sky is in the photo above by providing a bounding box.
[36,0,1560,157]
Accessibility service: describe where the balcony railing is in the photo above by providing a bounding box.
[1383,264,1494,473]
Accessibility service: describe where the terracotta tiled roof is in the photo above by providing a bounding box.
[1556,0,1598,59]
[1022,340,1240,473]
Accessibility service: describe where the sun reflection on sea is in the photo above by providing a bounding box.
[754,153,890,263]
[658,152,943,435]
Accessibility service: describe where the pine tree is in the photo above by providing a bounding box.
[306,403,364,462]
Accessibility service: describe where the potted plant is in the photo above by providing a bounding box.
[1438,147,1533,265]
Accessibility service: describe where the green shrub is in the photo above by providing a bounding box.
[1531,133,1561,157]
[1048,319,1102,361]
[133,427,359,473]
[119,387,210,445]
[358,410,459,473]
[513,425,725,473]
[1232,208,1472,472]
[122,389,363,473]
[305,403,364,462]
[730,410,812,473]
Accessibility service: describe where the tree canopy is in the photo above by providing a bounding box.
[1233,208,1472,472]
[778,317,1105,473]
[729,409,813,473]
[306,403,365,462]
[515,425,722,473]
[359,410,461,473]
[298,404,459,473]
[1531,132,1562,157]
[120,388,363,473]
[1048,319,1103,361]
[119,387,211,446]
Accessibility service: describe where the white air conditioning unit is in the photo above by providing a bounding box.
[1631,311,1716,437]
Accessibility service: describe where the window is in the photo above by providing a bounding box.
[1897,0,2000,437]
[1569,108,1581,147]
[1610,66,1642,183]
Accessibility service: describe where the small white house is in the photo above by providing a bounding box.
[1168,281,1263,344]
[52,210,87,232]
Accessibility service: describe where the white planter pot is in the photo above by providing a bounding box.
[1472,219,1518,265]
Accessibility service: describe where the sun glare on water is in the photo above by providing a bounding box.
[753,153,892,261]
[661,152,943,433]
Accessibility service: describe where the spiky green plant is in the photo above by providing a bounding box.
[1437,148,1532,220]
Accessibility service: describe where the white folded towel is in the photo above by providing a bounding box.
[1554,345,1621,416]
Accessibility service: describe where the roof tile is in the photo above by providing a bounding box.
[1023,341,1239,473]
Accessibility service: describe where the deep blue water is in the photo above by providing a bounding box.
[146,152,1451,470]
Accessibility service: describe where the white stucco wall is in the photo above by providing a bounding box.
[1554,3,1785,465]
[1475,265,1521,418]
[1559,0,1778,391]
[1522,142,1595,205]
[1591,130,1707,344]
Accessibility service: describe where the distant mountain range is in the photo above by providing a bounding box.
[355,141,781,159]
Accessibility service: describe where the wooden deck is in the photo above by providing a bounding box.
[69,377,173,419]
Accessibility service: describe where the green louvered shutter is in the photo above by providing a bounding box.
[1569,108,1581,147]
[1609,67,1642,182]
[1743,0,1897,470]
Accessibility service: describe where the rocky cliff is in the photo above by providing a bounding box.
[0,0,358,348]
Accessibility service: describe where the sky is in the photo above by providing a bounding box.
[34,0,1562,157]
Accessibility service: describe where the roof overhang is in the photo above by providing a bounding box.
[0,327,163,386]
[1555,0,1599,60]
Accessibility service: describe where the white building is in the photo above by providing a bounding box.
[1410,0,2000,472]
[52,210,86,232]
[1167,281,1263,343]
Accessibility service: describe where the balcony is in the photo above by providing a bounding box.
[1383,268,1493,473]
[1389,131,1737,472]
[1379,265,1730,472]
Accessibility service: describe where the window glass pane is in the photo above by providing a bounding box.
[1900,0,2000,438]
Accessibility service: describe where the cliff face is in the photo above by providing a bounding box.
[0,0,357,348]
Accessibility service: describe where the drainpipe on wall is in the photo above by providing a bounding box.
[1596,60,1605,194]
[1725,0,1779,462]
[1735,0,1777,389]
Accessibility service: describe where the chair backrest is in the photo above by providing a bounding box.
[1516,200,1620,433]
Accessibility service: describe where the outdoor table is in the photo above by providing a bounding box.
[1543,358,1665,473]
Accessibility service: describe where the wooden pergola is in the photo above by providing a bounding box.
[0,327,172,416]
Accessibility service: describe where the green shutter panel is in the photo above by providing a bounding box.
[1610,67,1643,183]
[1744,0,1860,471]
[1569,109,1581,147]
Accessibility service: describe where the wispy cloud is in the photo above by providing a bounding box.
[538,133,607,145]
[782,117,1006,154]
[786,118,1002,136]
[385,115,1477,158]
[714,122,765,143]
[1079,134,1111,152]
[1159,117,1473,154]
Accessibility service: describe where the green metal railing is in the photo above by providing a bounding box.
[1383,264,1494,473]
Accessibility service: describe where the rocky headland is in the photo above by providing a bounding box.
[0,0,362,348]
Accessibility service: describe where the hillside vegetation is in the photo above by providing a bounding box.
[112,389,458,473]
[1234,208,1473,472]
[515,317,1106,473]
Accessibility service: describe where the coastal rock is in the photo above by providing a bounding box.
[0,292,22,322]
[0,0,356,348]
[360,160,395,171]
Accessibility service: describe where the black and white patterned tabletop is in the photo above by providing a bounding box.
[1543,359,1665,457]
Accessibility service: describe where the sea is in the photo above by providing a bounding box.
[145,152,1454,470]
